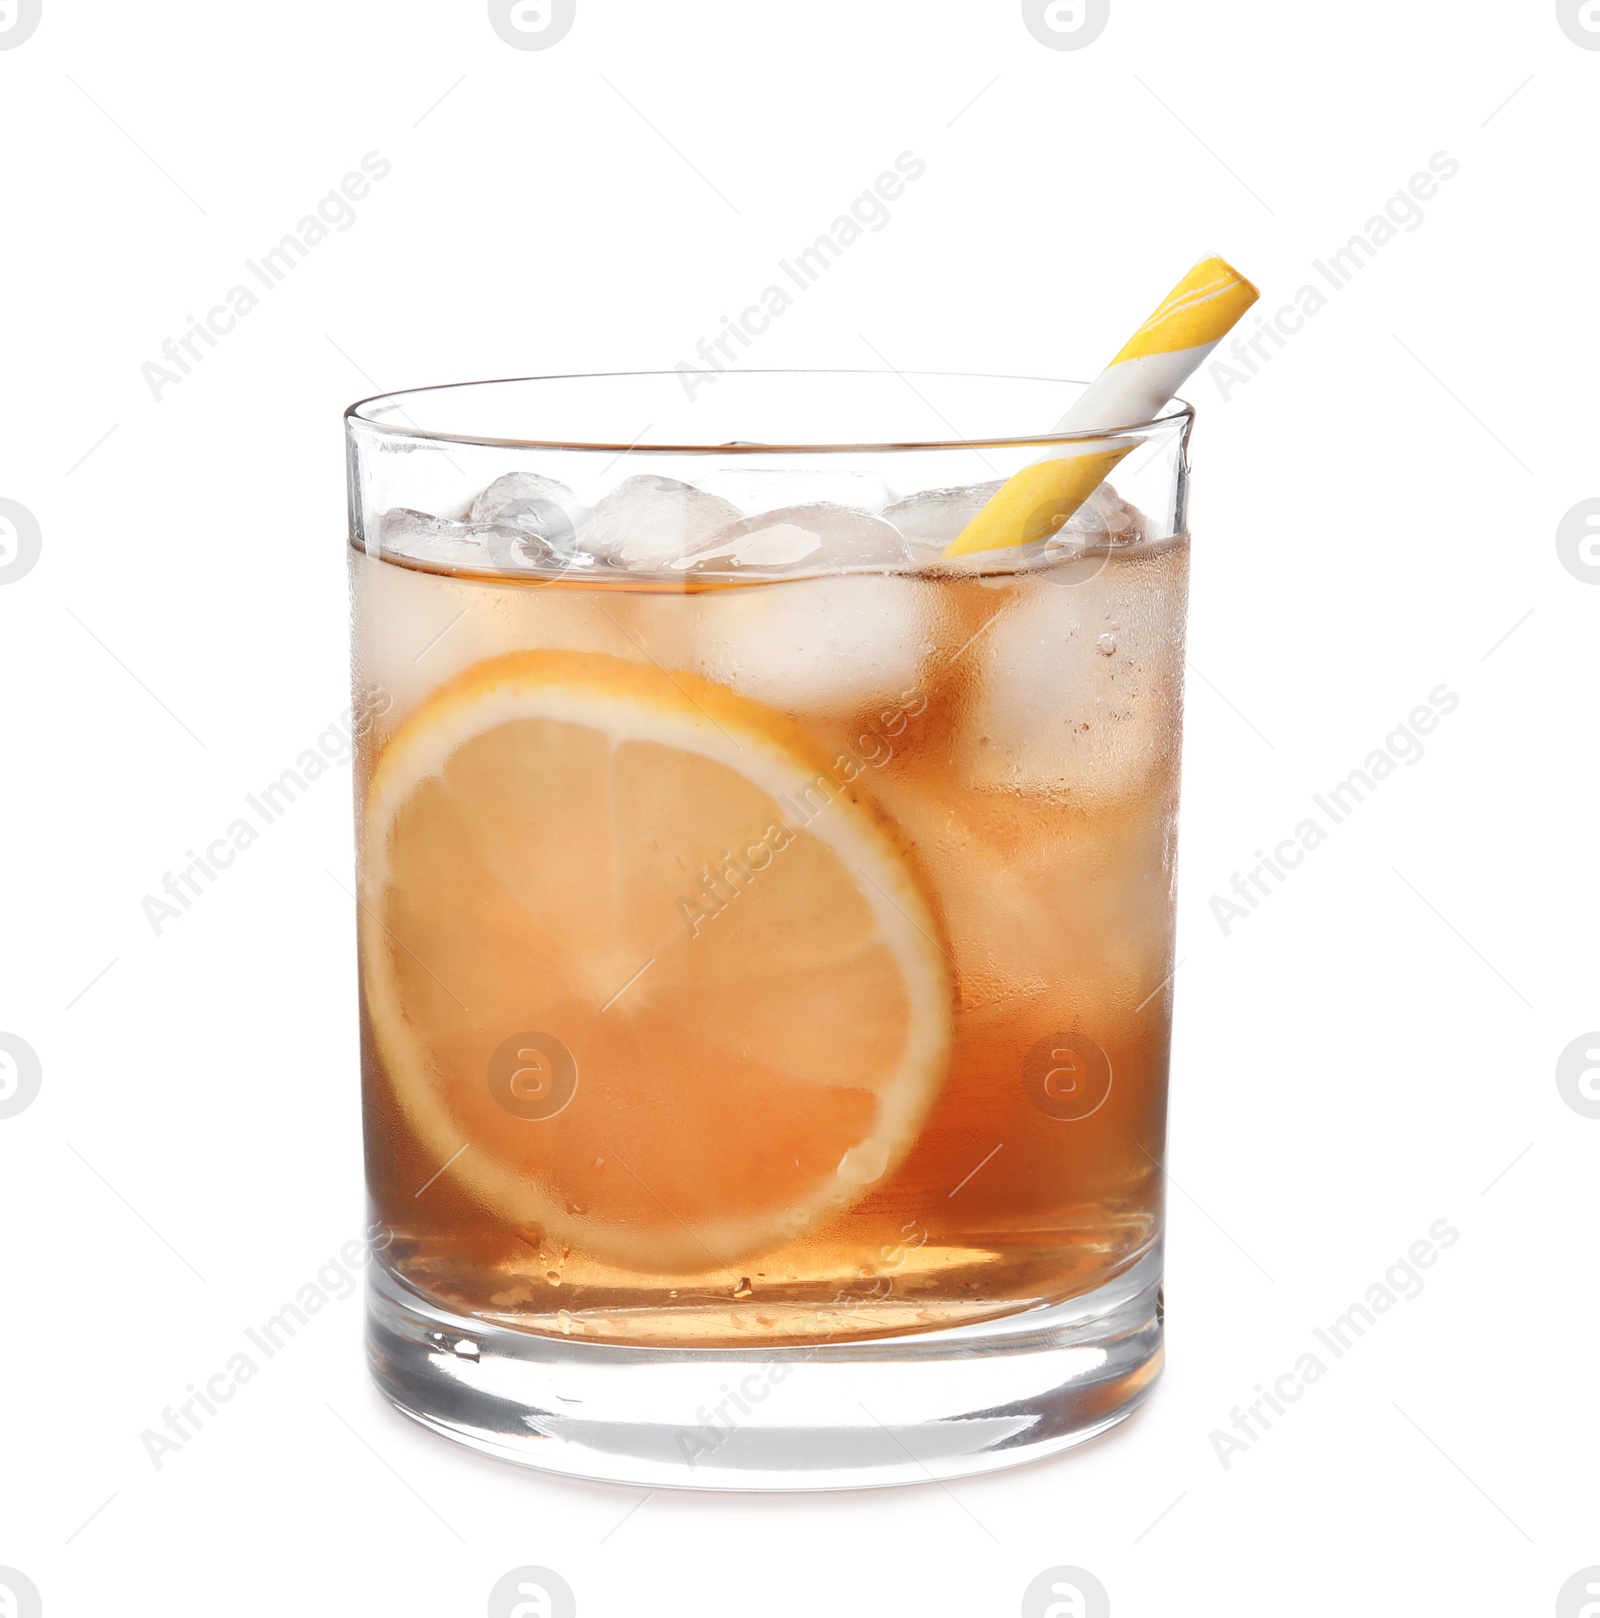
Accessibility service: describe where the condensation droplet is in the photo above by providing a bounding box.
[1096,632,1117,656]
[838,1140,889,1185]
[545,1270,561,1286]
[733,1277,754,1298]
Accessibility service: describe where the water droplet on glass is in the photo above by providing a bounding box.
[838,1140,890,1184]
[1096,632,1117,656]
[545,1270,561,1286]
[733,1277,754,1298]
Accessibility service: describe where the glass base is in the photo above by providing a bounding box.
[366,1247,1163,1490]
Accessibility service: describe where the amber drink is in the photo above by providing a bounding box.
[348,371,1193,1488]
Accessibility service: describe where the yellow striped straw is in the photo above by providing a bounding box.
[945,256,1258,557]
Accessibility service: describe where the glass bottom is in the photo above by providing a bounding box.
[366,1246,1163,1490]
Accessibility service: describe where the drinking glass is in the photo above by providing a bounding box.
[346,371,1192,1487]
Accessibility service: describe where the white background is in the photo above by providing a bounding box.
[2,2,1596,1614]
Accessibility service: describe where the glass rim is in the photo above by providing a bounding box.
[345,368,1195,456]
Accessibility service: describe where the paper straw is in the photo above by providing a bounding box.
[945,256,1259,557]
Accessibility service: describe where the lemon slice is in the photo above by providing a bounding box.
[361,650,952,1272]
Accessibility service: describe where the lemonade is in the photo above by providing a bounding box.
[351,499,1186,1350]
[344,272,1254,1481]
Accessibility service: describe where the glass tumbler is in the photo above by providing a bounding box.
[346,371,1192,1488]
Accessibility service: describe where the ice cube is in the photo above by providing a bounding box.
[1049,482,1146,548]
[882,481,1005,556]
[687,571,946,719]
[871,765,1176,1032]
[583,474,741,569]
[470,472,590,548]
[378,508,494,568]
[954,538,1189,799]
[465,472,608,576]
[482,523,602,579]
[884,479,1148,563]
[376,505,594,580]
[680,503,907,574]
[351,549,643,729]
